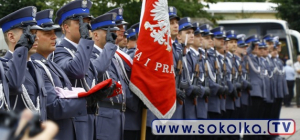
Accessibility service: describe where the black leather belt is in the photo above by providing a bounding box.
[87,106,98,115]
[98,101,126,112]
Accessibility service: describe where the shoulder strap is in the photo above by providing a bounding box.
[35,60,55,86]
[20,84,40,114]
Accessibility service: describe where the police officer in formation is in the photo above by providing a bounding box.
[0,1,288,140]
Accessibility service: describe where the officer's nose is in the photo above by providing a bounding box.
[35,36,39,41]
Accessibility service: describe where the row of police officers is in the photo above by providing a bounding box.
[144,6,288,140]
[0,0,288,140]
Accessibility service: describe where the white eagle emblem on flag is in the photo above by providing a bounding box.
[144,0,171,52]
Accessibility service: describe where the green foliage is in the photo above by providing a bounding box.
[0,0,46,18]
[271,0,300,32]
[0,0,218,27]
[216,0,266,1]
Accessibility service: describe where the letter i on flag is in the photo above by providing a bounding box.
[129,0,176,119]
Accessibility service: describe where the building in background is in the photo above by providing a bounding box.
[203,2,278,20]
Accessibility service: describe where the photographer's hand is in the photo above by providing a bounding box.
[15,109,58,140]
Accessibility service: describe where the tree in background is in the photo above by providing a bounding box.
[0,0,46,18]
[272,0,300,32]
[216,0,266,1]
[0,0,220,28]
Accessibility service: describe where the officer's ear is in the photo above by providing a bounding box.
[62,19,71,35]
[6,28,22,45]
[92,30,98,40]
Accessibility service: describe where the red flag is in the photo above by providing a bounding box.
[129,0,176,119]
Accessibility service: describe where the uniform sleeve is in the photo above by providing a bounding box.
[184,55,193,96]
[42,71,87,120]
[91,42,117,76]
[52,39,94,79]
[6,47,28,94]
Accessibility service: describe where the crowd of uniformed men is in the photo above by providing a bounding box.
[0,0,288,140]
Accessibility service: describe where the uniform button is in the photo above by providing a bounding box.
[18,53,21,57]
[87,46,90,49]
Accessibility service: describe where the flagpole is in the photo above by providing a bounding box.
[140,108,147,140]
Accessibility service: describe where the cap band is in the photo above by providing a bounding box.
[59,8,90,25]
[116,15,123,21]
[179,22,192,31]
[2,17,34,32]
[92,20,115,31]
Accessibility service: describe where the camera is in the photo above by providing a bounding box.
[0,110,42,140]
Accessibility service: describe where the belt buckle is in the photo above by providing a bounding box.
[121,102,126,112]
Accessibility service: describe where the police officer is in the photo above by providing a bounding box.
[260,39,275,119]
[126,22,139,58]
[126,27,137,59]
[268,41,286,140]
[177,16,206,117]
[190,22,210,119]
[0,6,49,121]
[90,13,127,140]
[243,35,264,140]
[189,22,210,140]
[50,1,98,140]
[234,35,252,119]
[32,9,113,140]
[225,30,242,121]
[119,31,128,52]
[0,7,38,111]
[107,8,128,47]
[90,13,118,82]
[211,27,235,120]
[199,24,222,121]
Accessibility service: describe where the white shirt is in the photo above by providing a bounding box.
[227,52,233,58]
[284,65,295,80]
[293,61,300,78]
[94,44,103,53]
[190,47,199,56]
[199,47,204,53]
[64,37,78,48]
[9,50,13,54]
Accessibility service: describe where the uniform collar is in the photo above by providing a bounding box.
[94,44,103,53]
[227,51,233,58]
[198,47,205,53]
[190,47,199,56]
[216,51,224,58]
[64,37,78,48]
[31,53,47,61]
[235,55,241,61]
[185,47,190,53]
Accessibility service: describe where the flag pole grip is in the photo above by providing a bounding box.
[140,108,147,140]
